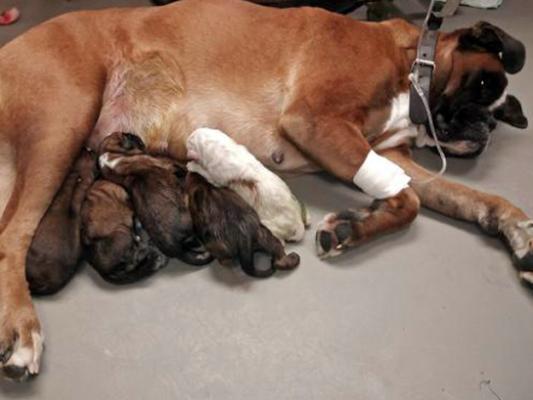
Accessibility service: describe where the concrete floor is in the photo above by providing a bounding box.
[1,0,532,399]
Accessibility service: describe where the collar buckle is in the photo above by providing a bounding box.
[413,58,435,70]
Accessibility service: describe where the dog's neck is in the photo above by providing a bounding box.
[383,19,454,102]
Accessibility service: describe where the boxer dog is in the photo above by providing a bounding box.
[187,128,310,243]
[0,0,530,380]
[98,132,213,266]
[186,172,301,278]
[25,148,98,296]
[81,180,169,284]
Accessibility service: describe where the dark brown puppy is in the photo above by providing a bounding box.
[25,148,98,296]
[98,132,212,266]
[186,172,300,278]
[81,180,169,284]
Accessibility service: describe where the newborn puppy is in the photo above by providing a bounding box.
[186,172,300,278]
[81,180,169,284]
[186,128,309,243]
[26,147,98,295]
[98,132,212,265]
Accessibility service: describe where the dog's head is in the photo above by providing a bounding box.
[82,181,168,285]
[87,223,169,285]
[430,21,528,157]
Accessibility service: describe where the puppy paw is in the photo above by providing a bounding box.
[273,252,300,270]
[315,209,369,258]
[0,309,44,381]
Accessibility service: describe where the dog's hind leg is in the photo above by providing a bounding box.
[280,110,421,258]
[383,146,533,282]
[0,111,97,380]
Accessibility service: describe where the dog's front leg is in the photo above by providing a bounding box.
[280,109,420,258]
[383,147,533,281]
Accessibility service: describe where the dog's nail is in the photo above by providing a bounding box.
[318,231,333,253]
[334,222,352,244]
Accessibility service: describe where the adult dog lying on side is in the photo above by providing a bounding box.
[0,0,531,380]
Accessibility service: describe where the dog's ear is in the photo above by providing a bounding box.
[459,22,526,74]
[493,94,528,129]
[120,133,146,151]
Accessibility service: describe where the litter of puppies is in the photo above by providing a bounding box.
[28,129,306,294]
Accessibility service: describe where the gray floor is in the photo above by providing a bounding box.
[1,1,532,399]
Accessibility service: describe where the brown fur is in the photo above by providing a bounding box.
[0,0,529,379]
[25,148,98,295]
[80,180,168,285]
[98,132,213,266]
[186,173,300,277]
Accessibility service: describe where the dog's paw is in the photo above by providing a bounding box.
[508,220,533,284]
[315,209,370,258]
[0,309,44,381]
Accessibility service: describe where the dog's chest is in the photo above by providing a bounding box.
[370,92,423,151]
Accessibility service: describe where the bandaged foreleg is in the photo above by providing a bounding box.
[352,150,411,199]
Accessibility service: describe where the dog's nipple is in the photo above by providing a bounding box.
[271,150,284,164]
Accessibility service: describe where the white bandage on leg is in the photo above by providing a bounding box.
[352,150,411,199]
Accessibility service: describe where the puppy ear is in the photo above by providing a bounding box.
[493,95,528,129]
[120,133,146,151]
[459,21,526,74]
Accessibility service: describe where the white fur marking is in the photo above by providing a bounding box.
[383,92,411,133]
[4,331,43,375]
[519,272,533,285]
[489,90,508,111]
[353,150,411,199]
[98,152,121,170]
[375,92,427,151]
[374,126,419,151]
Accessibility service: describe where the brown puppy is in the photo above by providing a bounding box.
[186,172,300,278]
[98,132,212,266]
[25,148,97,296]
[81,180,169,285]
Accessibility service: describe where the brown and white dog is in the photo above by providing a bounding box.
[0,0,531,380]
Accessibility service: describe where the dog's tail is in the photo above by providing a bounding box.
[151,0,367,14]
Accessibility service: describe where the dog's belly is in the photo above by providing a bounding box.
[92,59,316,175]
[181,99,318,174]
